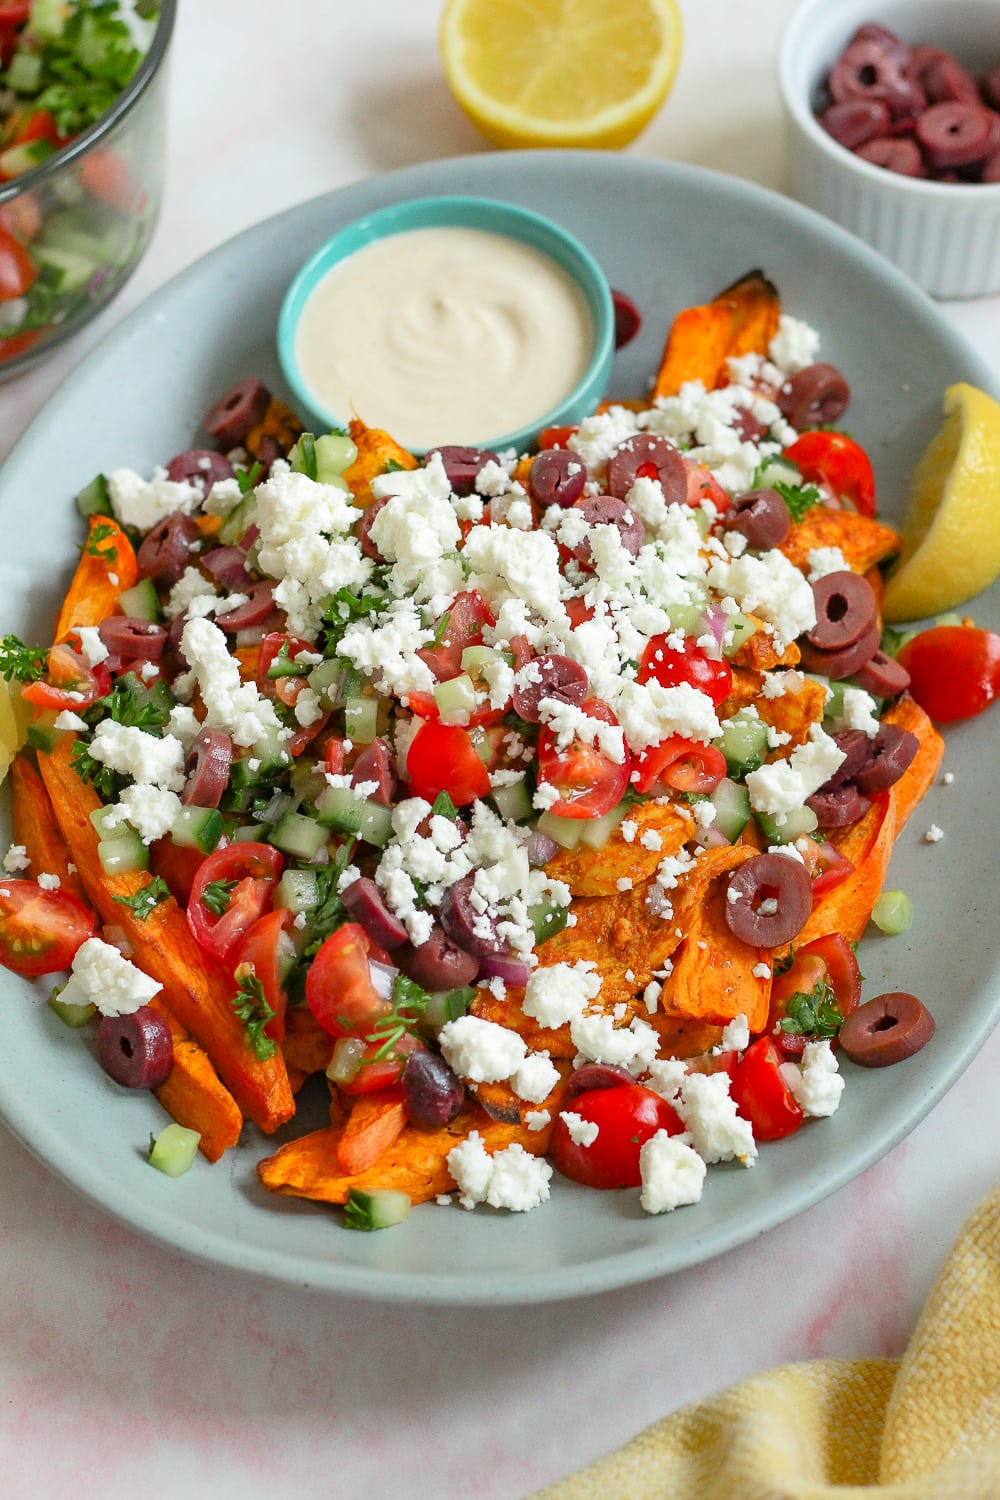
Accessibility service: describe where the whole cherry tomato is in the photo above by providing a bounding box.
[897,624,1000,723]
[549,1083,684,1189]
[784,431,876,517]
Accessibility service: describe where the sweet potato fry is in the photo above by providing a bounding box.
[779,507,900,576]
[543,800,694,898]
[468,1062,569,1127]
[54,515,137,640]
[282,1003,333,1078]
[652,269,780,401]
[883,695,945,830]
[336,1088,407,1174]
[649,1015,727,1058]
[244,395,303,464]
[258,1106,550,1207]
[470,987,575,1059]
[149,999,244,1162]
[656,845,771,1033]
[730,622,801,673]
[797,794,897,947]
[538,882,685,1012]
[37,737,294,1134]
[757,674,828,754]
[9,754,87,900]
[343,419,417,509]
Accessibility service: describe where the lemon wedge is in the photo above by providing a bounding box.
[438,0,682,151]
[882,382,1000,623]
[0,675,26,786]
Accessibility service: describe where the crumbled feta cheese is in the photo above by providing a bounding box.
[108,466,201,530]
[769,315,820,374]
[511,1051,561,1104]
[639,1131,707,1214]
[89,720,186,791]
[59,936,161,1016]
[780,1039,845,1117]
[676,1071,757,1165]
[560,1110,599,1148]
[720,1014,751,1052]
[525,1109,551,1132]
[75,626,109,667]
[53,710,87,732]
[924,824,944,843]
[180,617,283,748]
[36,871,60,891]
[438,1014,526,1083]
[447,1132,551,1212]
[746,724,846,825]
[806,546,849,582]
[2,844,29,873]
[522,962,602,1028]
[105,783,183,844]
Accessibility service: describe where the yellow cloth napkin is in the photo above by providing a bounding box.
[533,1184,1000,1499]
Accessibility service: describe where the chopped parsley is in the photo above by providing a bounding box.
[84,672,172,731]
[302,841,356,957]
[430,790,459,821]
[113,876,170,921]
[771,479,822,523]
[235,460,262,494]
[69,739,119,799]
[0,633,47,684]
[231,968,277,1060]
[382,458,407,474]
[778,981,843,1039]
[319,584,390,653]
[84,520,119,563]
[365,975,429,1060]
[3,1,151,140]
[200,877,238,917]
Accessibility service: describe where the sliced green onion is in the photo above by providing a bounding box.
[871,889,913,935]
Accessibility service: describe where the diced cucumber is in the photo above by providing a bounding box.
[578,802,628,850]
[315,784,364,833]
[290,431,318,479]
[231,822,267,843]
[26,710,63,753]
[461,645,501,678]
[291,759,326,804]
[274,868,321,914]
[433,673,477,722]
[250,727,292,778]
[722,613,760,659]
[307,657,347,708]
[269,811,328,860]
[0,139,56,179]
[89,805,121,840]
[422,986,476,1031]
[357,799,394,848]
[490,777,532,824]
[6,50,42,92]
[74,473,112,519]
[755,806,819,844]
[218,494,254,545]
[315,432,357,478]
[529,897,570,945]
[32,243,97,294]
[27,0,68,41]
[344,695,381,744]
[48,990,96,1028]
[871,889,913,935]
[755,456,801,489]
[707,778,751,843]
[148,1123,202,1178]
[718,708,769,776]
[117,577,161,623]
[344,1186,412,1231]
[97,831,149,875]
[536,808,584,850]
[665,591,708,634]
[171,805,225,854]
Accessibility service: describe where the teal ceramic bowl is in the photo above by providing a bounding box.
[276,194,615,454]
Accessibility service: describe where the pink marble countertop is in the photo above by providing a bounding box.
[2,3,999,1496]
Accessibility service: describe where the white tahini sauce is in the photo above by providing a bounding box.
[294,226,594,449]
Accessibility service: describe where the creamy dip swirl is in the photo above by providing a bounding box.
[294,225,594,450]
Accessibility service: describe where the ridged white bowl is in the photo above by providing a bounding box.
[779,0,1000,298]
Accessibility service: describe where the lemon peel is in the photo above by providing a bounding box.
[0,675,27,787]
[882,382,1000,623]
[438,0,682,151]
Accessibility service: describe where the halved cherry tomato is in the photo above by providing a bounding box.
[338,1032,425,1094]
[632,735,727,795]
[79,147,142,213]
[897,624,1000,723]
[730,1036,804,1140]
[306,921,390,1038]
[536,697,631,819]
[797,834,855,897]
[0,880,95,976]
[406,719,491,806]
[416,590,495,682]
[686,464,729,513]
[187,843,283,963]
[769,931,863,1056]
[783,431,876,517]
[257,631,314,708]
[564,596,595,629]
[21,643,111,711]
[7,109,60,149]
[0,5,30,25]
[230,907,296,1043]
[538,425,578,450]
[550,1083,684,1189]
[637,636,732,706]
[0,223,36,301]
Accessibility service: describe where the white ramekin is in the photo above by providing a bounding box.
[778,0,1000,298]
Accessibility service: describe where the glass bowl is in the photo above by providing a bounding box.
[0,0,175,379]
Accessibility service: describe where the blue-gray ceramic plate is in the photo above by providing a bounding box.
[0,152,996,1304]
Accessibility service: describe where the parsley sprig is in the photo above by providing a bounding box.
[778,981,844,1039]
[84,520,119,564]
[0,634,47,684]
[231,968,277,1060]
[365,975,429,1061]
[69,739,119,799]
[5,1,150,139]
[319,584,389,653]
[113,876,170,921]
[200,877,238,917]
[84,672,170,731]
[302,841,357,957]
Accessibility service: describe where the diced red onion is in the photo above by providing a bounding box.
[476,951,531,988]
[526,829,561,867]
[700,607,727,645]
[368,959,399,1003]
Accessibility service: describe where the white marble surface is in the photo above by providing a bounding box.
[1,2,999,1496]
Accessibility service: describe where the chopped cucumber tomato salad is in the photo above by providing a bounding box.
[1,291,988,1227]
[0,0,158,361]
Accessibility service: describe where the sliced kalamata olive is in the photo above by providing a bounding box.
[402,1050,465,1128]
[570,494,645,566]
[341,877,409,950]
[397,927,480,990]
[984,150,1000,183]
[566,1062,635,1097]
[853,723,919,794]
[98,616,168,660]
[807,784,871,828]
[165,448,235,493]
[357,494,390,560]
[252,435,282,478]
[917,101,994,168]
[439,873,504,957]
[984,62,1000,112]
[732,406,767,444]
[606,434,687,507]
[136,513,201,588]
[807,571,878,652]
[847,23,911,70]
[825,729,873,789]
[214,582,275,633]
[724,853,813,948]
[821,96,893,147]
[97,1006,173,1089]
[851,649,911,699]
[722,488,790,550]
[182,727,233,808]
[798,620,881,680]
[512,653,589,722]
[167,610,191,661]
[425,445,499,496]
[839,991,935,1067]
[777,363,851,430]
[528,449,587,510]
[201,545,254,592]
[526,829,561,868]
[856,137,926,176]
[350,738,397,807]
[611,288,642,349]
[829,38,917,118]
[921,52,981,106]
[204,377,270,450]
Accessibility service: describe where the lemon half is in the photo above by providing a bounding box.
[882,382,1000,623]
[439,0,683,151]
